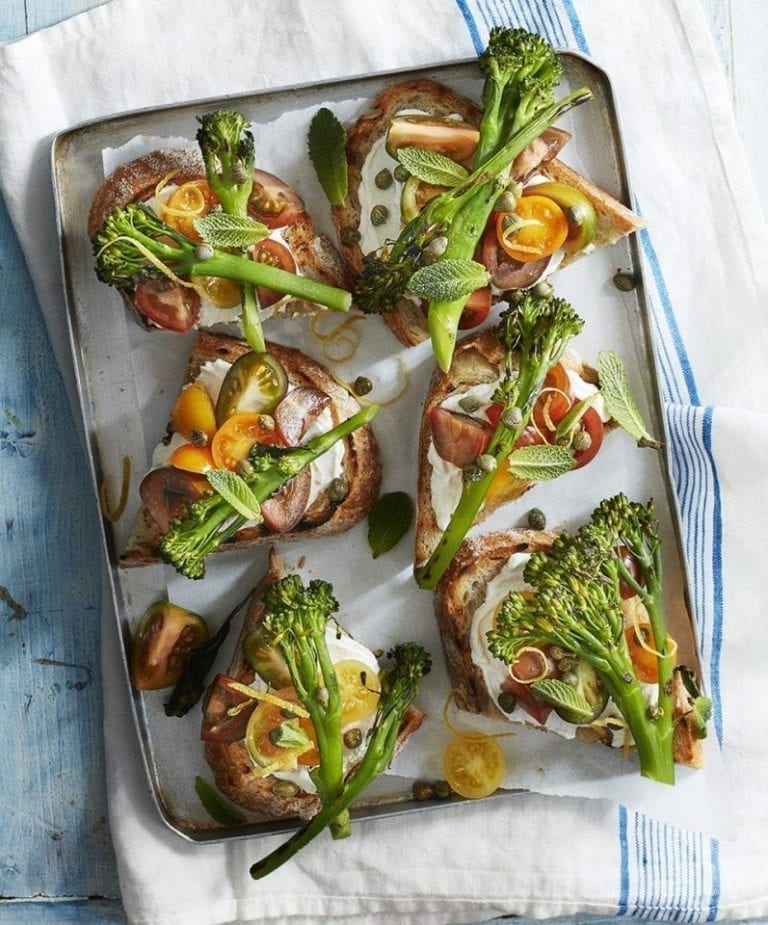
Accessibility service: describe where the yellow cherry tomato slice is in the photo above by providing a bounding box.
[496,194,568,263]
[443,734,505,799]
[211,412,283,471]
[335,659,380,725]
[169,442,215,474]
[192,276,243,309]
[161,180,217,241]
[171,381,217,443]
[245,686,318,768]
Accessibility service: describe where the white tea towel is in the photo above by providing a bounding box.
[1,0,768,922]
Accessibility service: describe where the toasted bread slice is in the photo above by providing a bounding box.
[334,79,643,347]
[414,328,610,569]
[204,549,426,819]
[435,531,704,768]
[120,331,381,566]
[88,149,350,331]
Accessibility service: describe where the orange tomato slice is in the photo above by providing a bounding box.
[160,180,218,241]
[171,382,217,443]
[211,412,283,471]
[496,194,568,263]
[192,276,242,309]
[625,624,660,684]
[443,734,505,799]
[169,442,215,474]
[245,686,319,769]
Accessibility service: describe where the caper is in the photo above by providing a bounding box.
[532,280,555,299]
[458,395,483,413]
[189,428,207,448]
[496,190,519,213]
[329,477,348,503]
[353,375,373,396]
[557,656,579,673]
[375,168,393,190]
[549,645,568,661]
[501,213,522,234]
[432,780,452,800]
[370,204,390,226]
[506,180,524,199]
[316,686,329,707]
[259,414,276,430]
[497,690,517,713]
[268,727,282,746]
[462,464,483,483]
[194,243,214,261]
[477,454,497,473]
[412,780,434,801]
[527,507,547,530]
[340,227,362,245]
[343,728,363,750]
[272,780,299,798]
[572,429,593,452]
[612,270,637,292]
[237,459,255,477]
[280,707,298,720]
[501,407,523,428]
[647,704,664,720]
[393,164,410,183]
[231,162,249,184]
[424,236,448,261]
[561,671,579,687]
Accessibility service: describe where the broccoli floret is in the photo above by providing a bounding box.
[196,109,255,218]
[415,291,584,590]
[159,404,379,580]
[250,639,431,879]
[488,494,689,785]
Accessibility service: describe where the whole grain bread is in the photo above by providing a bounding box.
[88,149,350,329]
[334,79,644,347]
[120,331,381,565]
[204,549,426,819]
[435,531,704,768]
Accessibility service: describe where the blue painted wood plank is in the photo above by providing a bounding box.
[0,899,126,923]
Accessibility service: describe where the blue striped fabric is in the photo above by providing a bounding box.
[452,0,724,919]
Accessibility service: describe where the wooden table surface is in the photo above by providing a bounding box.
[1,2,765,922]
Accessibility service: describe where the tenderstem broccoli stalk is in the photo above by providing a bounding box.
[415,292,583,590]
[487,495,677,784]
[160,404,379,579]
[250,642,431,879]
[197,109,265,353]
[93,203,352,313]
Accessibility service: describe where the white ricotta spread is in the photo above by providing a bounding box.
[358,136,407,255]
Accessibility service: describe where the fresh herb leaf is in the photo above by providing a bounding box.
[676,666,712,739]
[367,491,414,559]
[193,212,269,248]
[308,107,348,206]
[272,721,313,750]
[206,469,262,521]
[554,393,598,440]
[506,443,575,481]
[396,147,469,187]
[597,350,661,449]
[409,259,490,302]
[530,679,595,725]
[194,776,246,827]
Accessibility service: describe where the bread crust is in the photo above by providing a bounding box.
[414,328,606,569]
[205,549,426,819]
[120,331,381,565]
[88,149,350,328]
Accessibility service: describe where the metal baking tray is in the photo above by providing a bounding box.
[51,53,700,843]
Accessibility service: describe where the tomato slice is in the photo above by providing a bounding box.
[192,276,242,309]
[211,412,284,471]
[500,675,552,725]
[215,352,289,426]
[429,406,493,467]
[160,179,218,241]
[496,195,569,263]
[171,381,217,443]
[252,238,298,308]
[130,602,208,691]
[335,659,380,725]
[248,170,304,229]
[201,674,259,743]
[458,287,492,330]
[625,624,660,684]
[260,468,312,533]
[480,217,550,290]
[169,442,216,474]
[617,546,645,600]
[443,734,505,799]
[571,407,604,469]
[400,177,447,222]
[274,387,331,446]
[245,686,318,768]
[531,363,571,435]
[139,466,209,532]
[134,279,200,333]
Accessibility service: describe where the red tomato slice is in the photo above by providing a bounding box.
[458,286,492,330]
[500,676,552,725]
[429,406,493,467]
[572,407,604,469]
[252,238,298,308]
[134,280,200,333]
[617,545,645,600]
[201,674,258,743]
[248,170,304,229]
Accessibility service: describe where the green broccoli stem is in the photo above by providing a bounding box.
[250,700,402,879]
[183,251,351,313]
[241,283,266,354]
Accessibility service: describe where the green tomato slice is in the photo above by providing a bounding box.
[215,352,288,427]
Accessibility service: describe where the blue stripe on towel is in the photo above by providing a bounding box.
[452,2,722,919]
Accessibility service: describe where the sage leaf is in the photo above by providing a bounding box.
[194,776,246,827]
[506,444,575,481]
[367,491,414,559]
[409,259,490,302]
[396,146,469,187]
[597,350,661,449]
[206,469,262,520]
[531,680,595,725]
[193,212,269,248]
[308,107,348,206]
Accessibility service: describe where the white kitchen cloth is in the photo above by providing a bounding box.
[1,0,767,922]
